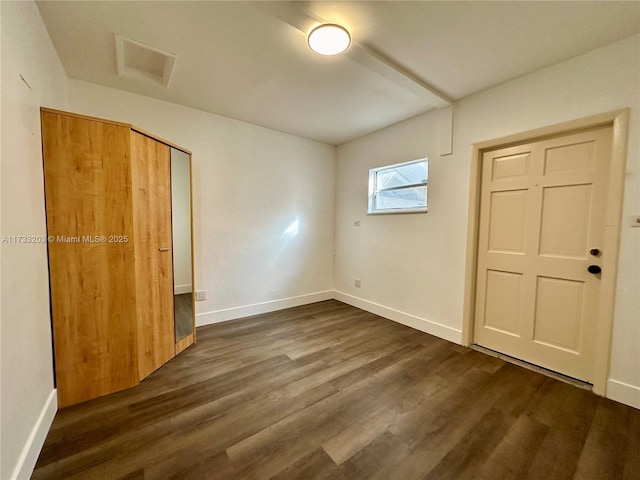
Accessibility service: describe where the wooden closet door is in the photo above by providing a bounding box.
[42,111,139,408]
[131,132,176,379]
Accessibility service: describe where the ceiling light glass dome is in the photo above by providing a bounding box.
[308,24,351,56]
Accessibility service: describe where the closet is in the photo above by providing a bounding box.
[41,108,195,408]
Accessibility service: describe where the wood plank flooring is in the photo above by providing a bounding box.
[32,300,640,480]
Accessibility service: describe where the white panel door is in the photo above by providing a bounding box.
[474,126,613,382]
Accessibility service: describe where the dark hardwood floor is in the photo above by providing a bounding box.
[32,300,640,480]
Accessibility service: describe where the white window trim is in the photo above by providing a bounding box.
[367,158,428,215]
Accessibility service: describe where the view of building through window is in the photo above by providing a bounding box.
[368,158,428,214]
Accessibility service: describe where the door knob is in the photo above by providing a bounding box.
[588,265,601,274]
[590,248,600,256]
[159,247,170,252]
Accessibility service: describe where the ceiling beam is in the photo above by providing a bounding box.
[346,43,451,108]
[252,2,452,108]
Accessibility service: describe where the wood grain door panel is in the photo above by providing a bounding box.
[42,111,139,407]
[131,132,175,380]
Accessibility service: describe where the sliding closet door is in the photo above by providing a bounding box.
[42,111,139,407]
[131,132,175,379]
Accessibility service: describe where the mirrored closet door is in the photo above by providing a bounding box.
[171,148,195,354]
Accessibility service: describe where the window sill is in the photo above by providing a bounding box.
[367,207,428,215]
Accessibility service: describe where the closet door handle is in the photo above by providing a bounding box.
[159,247,170,252]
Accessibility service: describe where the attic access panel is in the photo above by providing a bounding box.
[115,34,176,88]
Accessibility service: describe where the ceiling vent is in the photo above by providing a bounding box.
[115,35,176,88]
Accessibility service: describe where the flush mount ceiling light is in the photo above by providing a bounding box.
[308,24,351,56]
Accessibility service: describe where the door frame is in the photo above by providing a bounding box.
[461,109,629,396]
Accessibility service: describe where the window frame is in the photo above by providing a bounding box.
[367,158,429,215]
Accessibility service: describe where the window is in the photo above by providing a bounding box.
[368,158,428,214]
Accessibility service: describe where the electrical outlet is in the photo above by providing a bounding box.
[354,220,361,226]
[354,279,361,288]
[195,290,207,301]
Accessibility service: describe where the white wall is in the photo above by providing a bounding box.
[334,112,464,342]
[0,2,69,478]
[171,148,192,294]
[68,79,336,324]
[334,34,640,408]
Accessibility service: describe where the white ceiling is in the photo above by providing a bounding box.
[37,1,640,145]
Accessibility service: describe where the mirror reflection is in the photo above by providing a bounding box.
[171,148,193,343]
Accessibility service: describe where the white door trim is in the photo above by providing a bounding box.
[462,109,629,396]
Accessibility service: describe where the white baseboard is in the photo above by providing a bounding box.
[333,291,463,344]
[607,379,640,409]
[196,290,334,327]
[197,290,463,344]
[12,389,57,480]
[174,284,192,295]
